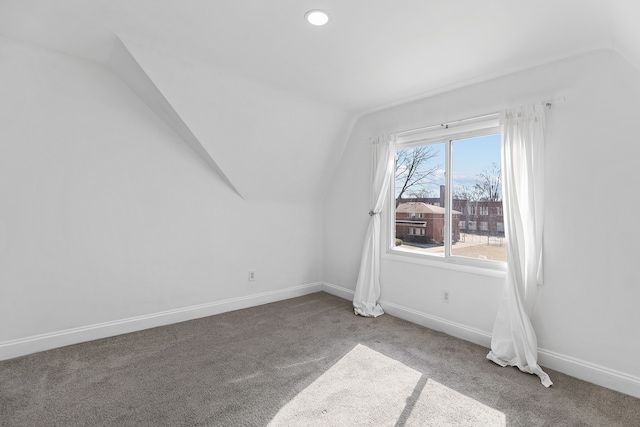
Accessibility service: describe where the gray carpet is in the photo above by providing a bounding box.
[1,292,638,426]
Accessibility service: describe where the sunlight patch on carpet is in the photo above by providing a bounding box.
[268,344,505,426]
[405,378,506,426]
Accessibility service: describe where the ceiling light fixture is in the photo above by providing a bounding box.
[305,10,330,26]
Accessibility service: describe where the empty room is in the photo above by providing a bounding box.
[1,1,639,425]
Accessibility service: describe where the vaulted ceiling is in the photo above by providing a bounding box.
[2,1,639,114]
[2,1,640,201]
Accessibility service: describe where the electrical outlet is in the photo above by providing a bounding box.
[442,289,450,303]
[248,270,256,281]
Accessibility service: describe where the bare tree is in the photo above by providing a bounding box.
[407,187,435,199]
[453,185,479,202]
[395,146,440,204]
[474,162,502,201]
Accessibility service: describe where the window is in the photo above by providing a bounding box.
[408,228,425,236]
[391,114,506,266]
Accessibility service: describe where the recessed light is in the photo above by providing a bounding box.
[305,10,330,26]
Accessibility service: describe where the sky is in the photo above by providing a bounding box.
[452,134,501,188]
[395,133,501,197]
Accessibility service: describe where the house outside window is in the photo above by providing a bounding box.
[390,114,506,266]
[396,202,455,245]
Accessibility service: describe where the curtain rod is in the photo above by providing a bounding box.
[396,96,566,137]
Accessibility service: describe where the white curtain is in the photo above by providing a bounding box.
[353,135,396,317]
[487,104,552,387]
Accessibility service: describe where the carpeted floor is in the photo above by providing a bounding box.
[1,292,638,426]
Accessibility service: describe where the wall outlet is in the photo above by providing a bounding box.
[442,289,450,303]
[248,270,256,281]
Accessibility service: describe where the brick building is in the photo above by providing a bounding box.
[397,185,504,240]
[395,202,460,244]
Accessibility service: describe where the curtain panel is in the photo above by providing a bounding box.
[353,135,396,317]
[487,104,552,387]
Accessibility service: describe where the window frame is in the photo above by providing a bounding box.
[384,114,507,274]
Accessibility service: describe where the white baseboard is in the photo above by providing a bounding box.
[378,299,492,348]
[321,281,491,347]
[0,282,323,361]
[322,281,356,300]
[4,280,638,399]
[538,349,640,399]
[321,281,640,399]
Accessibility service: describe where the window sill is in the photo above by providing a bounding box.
[383,247,507,278]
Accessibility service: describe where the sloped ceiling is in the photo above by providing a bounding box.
[1,1,639,200]
[107,36,244,199]
[2,0,638,113]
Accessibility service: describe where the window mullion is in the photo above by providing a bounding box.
[445,139,453,257]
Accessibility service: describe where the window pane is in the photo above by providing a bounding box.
[394,143,445,255]
[451,134,506,262]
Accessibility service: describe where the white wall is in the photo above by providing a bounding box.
[3,30,639,397]
[0,36,349,357]
[117,38,353,203]
[323,49,640,396]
